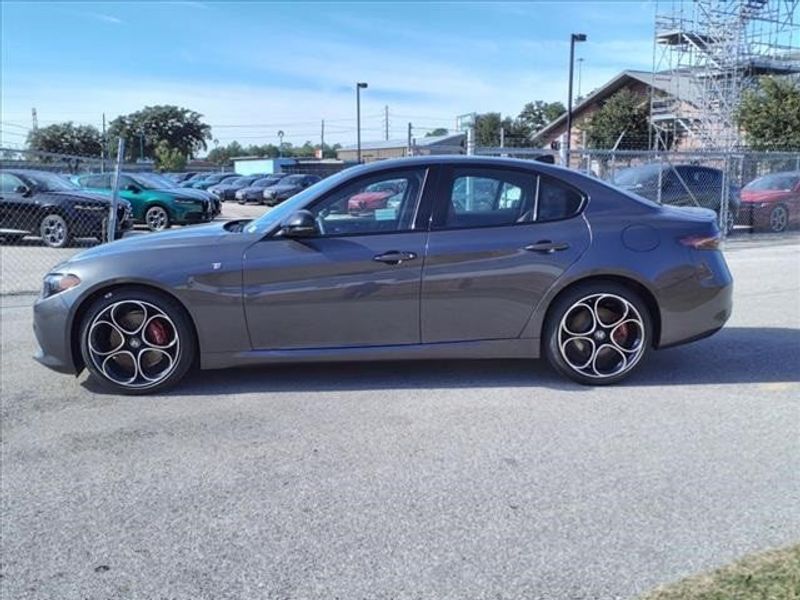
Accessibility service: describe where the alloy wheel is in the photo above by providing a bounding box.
[146,206,169,231]
[40,214,69,248]
[769,205,788,233]
[87,300,181,389]
[558,293,646,380]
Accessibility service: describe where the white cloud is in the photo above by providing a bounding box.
[84,12,123,24]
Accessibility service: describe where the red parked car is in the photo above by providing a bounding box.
[740,172,800,233]
[347,181,405,214]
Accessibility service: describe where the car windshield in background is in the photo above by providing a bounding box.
[136,173,174,188]
[230,177,254,186]
[253,177,279,186]
[29,172,80,192]
[613,165,662,187]
[284,175,307,184]
[129,175,161,190]
[745,173,800,191]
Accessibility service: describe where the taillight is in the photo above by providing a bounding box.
[679,234,721,250]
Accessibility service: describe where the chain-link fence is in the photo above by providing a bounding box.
[0,148,221,295]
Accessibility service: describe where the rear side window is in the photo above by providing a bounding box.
[536,176,584,222]
[438,167,535,229]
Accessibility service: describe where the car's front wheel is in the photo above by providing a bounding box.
[544,282,651,385]
[145,206,170,232]
[79,287,196,394]
[768,204,789,233]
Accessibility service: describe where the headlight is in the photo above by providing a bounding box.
[174,198,201,205]
[42,273,81,298]
[74,203,107,211]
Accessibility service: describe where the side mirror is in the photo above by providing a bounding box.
[279,210,318,238]
[15,184,31,196]
[125,184,140,193]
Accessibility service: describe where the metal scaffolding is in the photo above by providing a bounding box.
[651,0,800,151]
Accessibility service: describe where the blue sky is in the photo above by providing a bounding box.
[1,1,657,150]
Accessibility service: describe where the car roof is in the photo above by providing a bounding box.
[342,155,573,178]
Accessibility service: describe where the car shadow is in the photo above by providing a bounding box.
[118,326,798,397]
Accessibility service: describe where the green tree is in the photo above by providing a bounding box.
[737,77,800,151]
[26,122,103,157]
[154,140,187,171]
[474,112,503,146]
[108,105,211,162]
[425,128,449,137]
[583,89,649,150]
[518,101,566,134]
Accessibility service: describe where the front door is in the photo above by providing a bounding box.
[421,165,591,343]
[243,167,431,350]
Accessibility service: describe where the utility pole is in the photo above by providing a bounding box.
[101,113,107,173]
[356,82,368,163]
[500,127,505,148]
[407,122,412,156]
[320,119,325,159]
[31,108,38,131]
[565,33,587,166]
[384,105,389,141]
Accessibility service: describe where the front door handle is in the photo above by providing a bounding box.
[524,241,570,254]
[373,251,417,265]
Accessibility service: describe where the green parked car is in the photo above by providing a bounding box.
[74,172,214,232]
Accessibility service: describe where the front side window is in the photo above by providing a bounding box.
[438,167,535,229]
[0,173,24,193]
[80,174,110,189]
[309,168,426,236]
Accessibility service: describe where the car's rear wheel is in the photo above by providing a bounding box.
[768,204,789,233]
[544,282,651,385]
[145,206,170,232]
[39,213,71,248]
[79,287,196,394]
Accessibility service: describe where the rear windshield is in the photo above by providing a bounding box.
[613,165,662,187]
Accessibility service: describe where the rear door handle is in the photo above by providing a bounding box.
[373,251,417,265]
[524,241,570,253]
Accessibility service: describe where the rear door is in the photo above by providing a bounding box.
[421,165,591,343]
[242,166,432,350]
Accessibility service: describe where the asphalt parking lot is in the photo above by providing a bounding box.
[1,234,799,599]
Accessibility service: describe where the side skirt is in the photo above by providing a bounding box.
[201,338,539,370]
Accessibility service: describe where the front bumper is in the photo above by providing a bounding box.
[33,291,77,374]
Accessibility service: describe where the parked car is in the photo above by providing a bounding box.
[74,172,214,231]
[347,180,406,214]
[235,174,289,204]
[208,175,265,202]
[261,174,322,206]
[0,169,132,248]
[33,156,733,394]
[613,164,740,234]
[739,171,800,233]
[135,172,220,217]
[186,173,239,190]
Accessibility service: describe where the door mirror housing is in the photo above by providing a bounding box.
[279,210,318,237]
[125,184,141,193]
[14,184,31,196]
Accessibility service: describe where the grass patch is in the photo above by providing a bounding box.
[642,544,800,600]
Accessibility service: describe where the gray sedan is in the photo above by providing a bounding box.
[33,156,733,394]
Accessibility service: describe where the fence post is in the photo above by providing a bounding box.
[107,138,125,243]
[466,127,475,156]
[720,153,730,239]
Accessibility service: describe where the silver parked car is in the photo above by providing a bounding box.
[33,156,733,394]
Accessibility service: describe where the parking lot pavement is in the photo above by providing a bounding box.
[1,239,799,600]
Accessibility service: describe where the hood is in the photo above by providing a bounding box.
[48,190,117,204]
[741,189,794,203]
[149,188,207,201]
[68,221,235,263]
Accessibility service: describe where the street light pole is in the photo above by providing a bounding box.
[277,130,284,158]
[356,82,368,163]
[565,33,587,166]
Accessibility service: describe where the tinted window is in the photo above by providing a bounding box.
[440,167,535,229]
[309,168,425,236]
[80,174,110,189]
[0,173,24,193]
[536,176,584,222]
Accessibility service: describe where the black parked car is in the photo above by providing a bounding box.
[613,164,740,234]
[235,174,289,204]
[208,175,265,202]
[262,174,322,206]
[0,170,133,248]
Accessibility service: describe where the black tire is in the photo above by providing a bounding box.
[39,213,71,248]
[79,286,196,395]
[543,281,652,385]
[768,204,789,233]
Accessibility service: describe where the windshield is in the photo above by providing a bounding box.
[252,177,279,187]
[284,175,306,184]
[229,177,254,186]
[29,172,80,191]
[613,164,662,187]
[246,168,354,235]
[128,174,161,190]
[135,173,175,188]
[744,173,799,191]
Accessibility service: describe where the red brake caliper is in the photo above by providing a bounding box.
[146,319,169,346]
